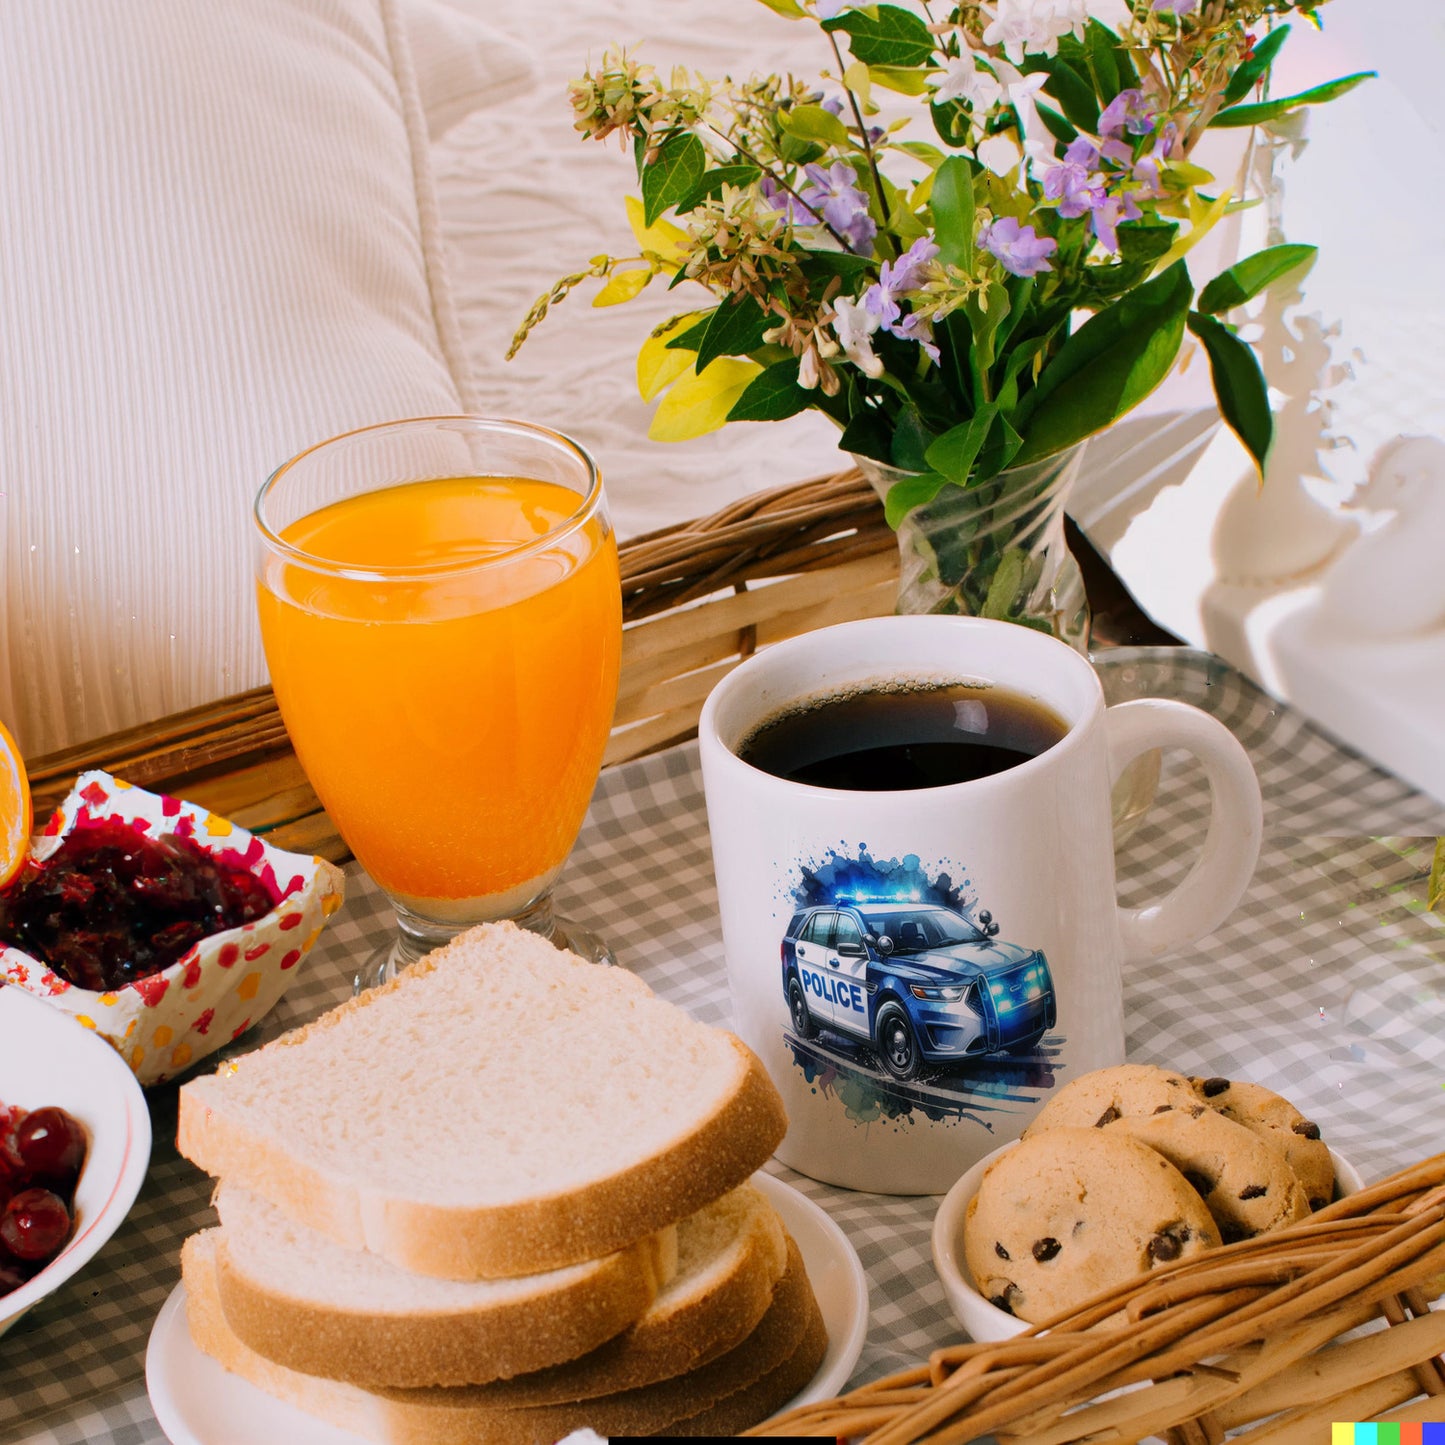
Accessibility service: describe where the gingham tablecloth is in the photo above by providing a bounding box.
[5,647,1444,1445]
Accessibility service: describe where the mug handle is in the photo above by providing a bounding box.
[1105,699,1263,964]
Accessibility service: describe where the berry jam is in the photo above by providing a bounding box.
[0,819,278,991]
[0,1101,87,1296]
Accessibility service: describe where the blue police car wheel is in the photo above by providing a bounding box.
[875,1003,921,1081]
[787,977,819,1039]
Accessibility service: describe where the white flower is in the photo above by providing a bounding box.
[830,296,884,378]
[981,0,1088,63]
[977,133,1024,176]
[931,55,1003,111]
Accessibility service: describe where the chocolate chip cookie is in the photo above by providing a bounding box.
[963,1127,1221,1325]
[1022,1063,1203,1136]
[1111,1107,1312,1242]
[1193,1076,1334,1210]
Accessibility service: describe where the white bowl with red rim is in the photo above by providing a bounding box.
[932,1136,1365,1343]
[0,982,151,1335]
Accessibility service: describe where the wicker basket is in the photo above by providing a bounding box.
[752,1155,1445,1443]
[24,466,898,859]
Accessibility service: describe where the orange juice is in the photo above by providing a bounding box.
[256,477,621,906]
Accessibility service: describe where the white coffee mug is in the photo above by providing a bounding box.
[698,616,1263,1194]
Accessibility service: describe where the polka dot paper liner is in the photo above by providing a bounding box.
[0,770,345,1085]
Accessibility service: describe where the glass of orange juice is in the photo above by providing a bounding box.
[254,417,622,988]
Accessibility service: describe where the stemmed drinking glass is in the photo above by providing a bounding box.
[253,417,622,989]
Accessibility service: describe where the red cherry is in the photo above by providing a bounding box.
[0,1187,72,1262]
[15,1107,86,1189]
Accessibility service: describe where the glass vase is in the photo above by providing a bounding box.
[857,442,1090,653]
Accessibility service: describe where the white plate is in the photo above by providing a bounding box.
[0,983,152,1335]
[146,1171,869,1444]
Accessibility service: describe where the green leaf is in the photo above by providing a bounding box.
[1211,72,1374,128]
[965,281,1009,377]
[780,103,852,149]
[1021,55,1099,133]
[1187,311,1273,473]
[1222,25,1291,107]
[798,249,875,284]
[753,0,808,15]
[1197,243,1317,313]
[641,132,707,226]
[981,547,1029,620]
[889,406,934,473]
[895,139,946,166]
[1013,260,1192,465]
[727,357,811,422]
[822,5,936,68]
[883,470,950,528]
[1118,223,1179,266]
[665,311,714,351]
[1083,21,1120,103]
[673,164,762,213]
[1034,101,1077,148]
[1429,839,1445,915]
[929,156,975,270]
[868,64,933,96]
[974,410,1023,480]
[924,404,998,488]
[839,406,894,465]
[930,100,972,148]
[695,294,771,372]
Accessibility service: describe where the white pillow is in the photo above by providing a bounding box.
[403,0,537,140]
[0,0,486,758]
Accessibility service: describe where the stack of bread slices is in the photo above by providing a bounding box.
[175,923,826,1443]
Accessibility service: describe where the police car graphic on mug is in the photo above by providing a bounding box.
[699,616,1262,1194]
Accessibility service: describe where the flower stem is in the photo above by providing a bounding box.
[725,132,856,253]
[826,29,896,252]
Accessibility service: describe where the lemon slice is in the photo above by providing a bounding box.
[0,719,32,889]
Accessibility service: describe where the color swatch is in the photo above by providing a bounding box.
[1332,1423,1445,1444]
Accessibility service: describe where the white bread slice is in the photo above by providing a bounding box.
[212,1186,676,1387]
[176,923,787,1279]
[212,1180,786,1390]
[183,1231,827,1444]
[457,1181,789,1403]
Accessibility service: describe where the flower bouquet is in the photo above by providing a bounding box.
[512,0,1368,638]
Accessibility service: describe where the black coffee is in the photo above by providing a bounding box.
[738,680,1067,790]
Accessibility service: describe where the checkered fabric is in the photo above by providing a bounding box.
[4,648,1443,1444]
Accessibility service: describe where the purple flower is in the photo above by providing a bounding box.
[860,280,901,330]
[893,311,940,364]
[1131,122,1178,198]
[1063,135,1101,169]
[857,238,941,357]
[821,96,845,117]
[759,176,816,227]
[979,216,1057,277]
[798,161,877,254]
[1153,0,1198,13]
[1099,88,1157,139]
[1091,192,1142,252]
[1042,157,1105,218]
[881,237,940,294]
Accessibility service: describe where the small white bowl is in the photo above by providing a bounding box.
[932,1137,1364,1342]
[0,983,152,1335]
